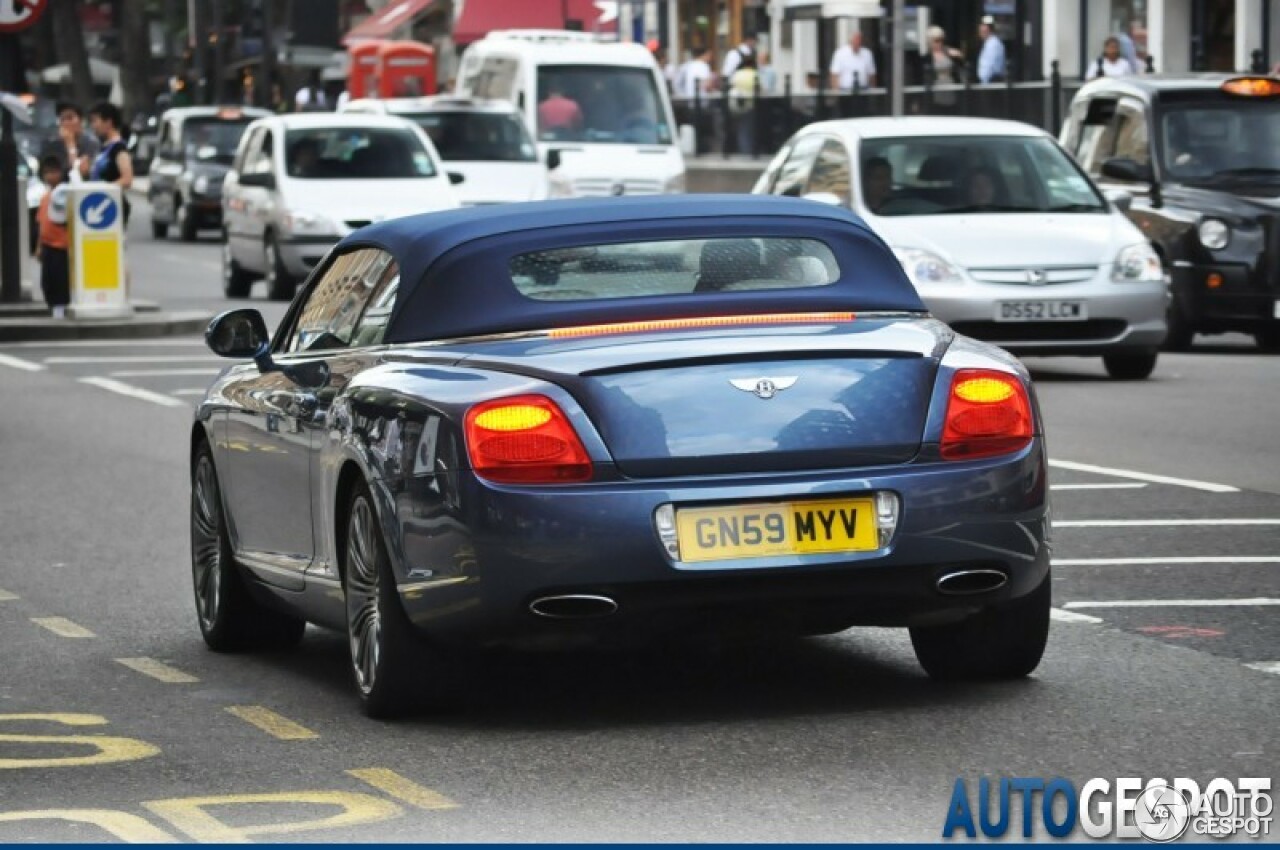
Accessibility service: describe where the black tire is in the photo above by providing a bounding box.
[1163,294,1195,351]
[1255,328,1280,353]
[1103,351,1158,380]
[264,235,297,301]
[151,219,168,239]
[909,572,1050,681]
[190,443,306,652]
[221,238,254,299]
[177,197,198,242]
[343,484,451,718]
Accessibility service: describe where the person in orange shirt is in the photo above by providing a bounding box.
[34,154,71,318]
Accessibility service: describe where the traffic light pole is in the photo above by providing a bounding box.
[1,32,23,304]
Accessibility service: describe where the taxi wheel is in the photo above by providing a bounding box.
[1102,351,1158,380]
[1163,299,1195,351]
[151,219,168,239]
[265,236,297,301]
[222,239,253,298]
[343,485,451,718]
[1255,329,1280,353]
[909,573,1050,681]
[177,197,198,242]
[191,444,306,652]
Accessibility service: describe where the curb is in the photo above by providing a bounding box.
[0,310,213,342]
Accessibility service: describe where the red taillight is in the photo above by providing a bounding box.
[940,369,1034,460]
[464,394,592,483]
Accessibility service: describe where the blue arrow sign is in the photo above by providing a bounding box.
[79,192,118,230]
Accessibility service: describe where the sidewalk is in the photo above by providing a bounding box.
[687,155,767,194]
[0,300,212,343]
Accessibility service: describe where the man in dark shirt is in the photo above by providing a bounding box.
[41,103,100,178]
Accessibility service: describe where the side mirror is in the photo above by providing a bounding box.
[207,309,269,359]
[447,171,466,185]
[238,171,276,190]
[801,191,844,206]
[546,148,562,171]
[1103,188,1134,213]
[1101,157,1154,184]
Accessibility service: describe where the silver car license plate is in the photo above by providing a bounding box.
[995,301,1087,322]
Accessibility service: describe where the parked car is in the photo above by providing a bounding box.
[340,95,548,205]
[755,117,1169,379]
[221,113,461,300]
[148,106,271,242]
[195,195,1051,717]
[1061,74,1280,351]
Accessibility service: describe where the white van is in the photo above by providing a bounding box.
[456,30,685,197]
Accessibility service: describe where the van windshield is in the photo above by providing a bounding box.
[536,65,671,145]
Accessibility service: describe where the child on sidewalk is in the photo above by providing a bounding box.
[34,154,71,318]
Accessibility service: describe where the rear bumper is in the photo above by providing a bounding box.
[924,278,1169,355]
[1173,263,1280,332]
[392,443,1051,647]
[277,236,337,277]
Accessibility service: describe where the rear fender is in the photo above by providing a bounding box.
[921,334,1039,447]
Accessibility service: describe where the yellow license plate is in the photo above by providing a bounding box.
[675,498,878,563]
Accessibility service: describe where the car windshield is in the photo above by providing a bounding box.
[401,111,536,162]
[283,127,436,179]
[1158,99,1280,181]
[535,65,672,145]
[183,119,253,164]
[510,236,839,300]
[860,135,1106,216]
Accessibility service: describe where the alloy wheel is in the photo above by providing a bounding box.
[346,497,382,696]
[191,455,223,632]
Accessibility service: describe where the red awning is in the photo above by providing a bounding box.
[343,0,437,45]
[453,0,617,46]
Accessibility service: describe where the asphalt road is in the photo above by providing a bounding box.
[0,199,1275,842]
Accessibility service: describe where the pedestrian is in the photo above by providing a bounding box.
[42,102,99,180]
[295,72,328,112]
[270,83,289,115]
[728,61,759,154]
[721,33,758,80]
[976,16,1006,83]
[86,101,134,226]
[923,26,966,108]
[675,47,716,99]
[830,30,877,92]
[1088,37,1136,80]
[33,154,71,318]
[1116,22,1143,73]
[757,50,778,94]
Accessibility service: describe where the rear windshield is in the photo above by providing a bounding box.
[284,127,436,179]
[183,118,253,164]
[510,237,840,301]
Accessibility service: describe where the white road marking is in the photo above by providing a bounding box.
[1055,519,1280,528]
[108,368,221,378]
[1048,459,1238,493]
[78,377,188,408]
[1244,661,1280,676]
[1051,482,1149,491]
[1064,598,1280,609]
[44,355,220,364]
[115,657,199,683]
[1055,556,1280,566]
[1050,608,1103,624]
[160,252,218,269]
[171,389,207,396]
[0,353,45,372]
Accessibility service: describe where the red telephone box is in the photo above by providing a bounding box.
[375,41,436,98]
[347,41,383,99]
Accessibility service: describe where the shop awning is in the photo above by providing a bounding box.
[452,0,617,46]
[343,0,438,45]
[783,0,884,21]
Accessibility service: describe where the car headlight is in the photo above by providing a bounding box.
[892,247,964,285]
[663,173,686,194]
[282,210,336,236]
[1197,218,1230,250]
[1112,242,1164,282]
[193,175,210,195]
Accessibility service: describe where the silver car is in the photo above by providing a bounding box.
[754,117,1169,379]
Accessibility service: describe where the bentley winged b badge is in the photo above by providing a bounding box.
[729,376,799,400]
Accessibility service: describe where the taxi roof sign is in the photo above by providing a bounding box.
[1221,77,1280,97]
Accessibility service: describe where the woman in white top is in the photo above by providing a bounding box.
[1087,37,1137,80]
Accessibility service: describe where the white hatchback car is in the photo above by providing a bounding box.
[340,96,548,205]
[221,113,461,300]
[754,117,1170,379]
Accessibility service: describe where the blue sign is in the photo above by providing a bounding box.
[79,192,119,230]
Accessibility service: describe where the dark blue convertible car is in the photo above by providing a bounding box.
[192,195,1051,717]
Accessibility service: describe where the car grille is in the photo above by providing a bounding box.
[967,266,1098,285]
[951,319,1128,342]
[572,177,664,196]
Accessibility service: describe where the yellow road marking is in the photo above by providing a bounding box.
[347,767,460,811]
[144,791,400,842]
[31,617,95,638]
[0,588,17,601]
[0,713,159,769]
[0,809,178,842]
[115,657,199,684]
[225,706,318,740]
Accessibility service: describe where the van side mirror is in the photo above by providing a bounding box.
[238,171,276,190]
[546,148,562,171]
[447,171,465,185]
[1103,188,1134,213]
[1101,157,1154,185]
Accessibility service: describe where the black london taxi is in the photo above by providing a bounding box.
[1060,75,1280,351]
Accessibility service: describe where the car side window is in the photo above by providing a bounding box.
[349,265,401,348]
[806,138,852,205]
[772,135,824,198]
[248,130,274,175]
[754,143,792,194]
[1075,98,1119,176]
[1112,100,1151,167]
[287,249,396,353]
[232,127,258,173]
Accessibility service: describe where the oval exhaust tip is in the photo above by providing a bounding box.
[936,569,1009,596]
[529,594,618,619]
